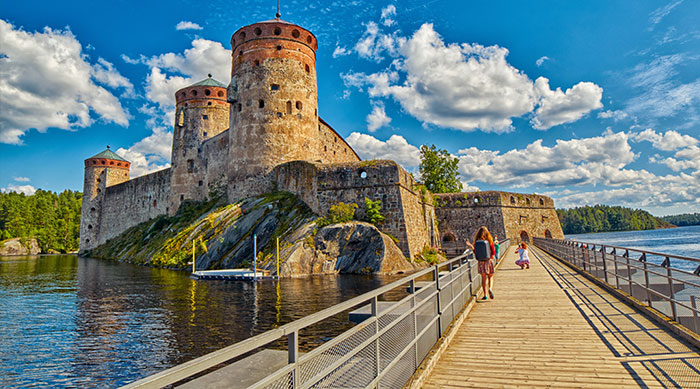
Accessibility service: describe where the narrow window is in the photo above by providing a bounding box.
[192,90,197,96]
[270,84,280,91]
[286,101,292,114]
[180,194,185,201]
[296,101,302,110]
[218,91,224,97]
[305,64,310,73]
[153,200,157,207]
[187,159,194,173]
[254,60,260,66]
[88,224,93,229]
[207,102,212,106]
[307,36,312,44]
[90,207,96,212]
[292,29,300,38]
[238,103,242,112]
[539,198,544,206]
[274,27,281,35]
[202,115,208,120]
[259,100,265,108]
[198,180,203,187]
[205,89,211,96]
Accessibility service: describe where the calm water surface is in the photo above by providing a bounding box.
[0,255,403,387]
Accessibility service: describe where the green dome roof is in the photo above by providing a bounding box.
[188,76,226,88]
[89,148,129,162]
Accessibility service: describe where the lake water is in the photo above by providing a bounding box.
[566,225,700,271]
[0,255,402,387]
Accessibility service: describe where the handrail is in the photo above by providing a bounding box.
[124,239,510,388]
[533,237,700,337]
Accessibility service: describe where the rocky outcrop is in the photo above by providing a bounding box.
[0,238,41,255]
[280,222,424,276]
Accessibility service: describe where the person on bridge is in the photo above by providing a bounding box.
[465,226,495,300]
[515,242,530,269]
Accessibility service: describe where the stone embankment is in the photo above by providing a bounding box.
[0,238,41,255]
[85,192,424,276]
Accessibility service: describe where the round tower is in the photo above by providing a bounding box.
[169,76,230,214]
[227,17,320,194]
[79,148,131,252]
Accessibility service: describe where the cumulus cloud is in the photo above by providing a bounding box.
[536,56,549,67]
[346,132,421,168]
[380,4,397,27]
[631,128,698,151]
[333,46,351,58]
[176,21,203,31]
[531,78,603,129]
[116,126,172,177]
[598,109,629,121]
[0,20,131,144]
[140,38,230,126]
[1,184,36,196]
[13,176,30,182]
[343,23,602,132]
[366,102,391,132]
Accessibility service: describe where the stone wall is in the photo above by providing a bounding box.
[98,168,171,245]
[272,160,437,259]
[435,191,564,247]
[317,118,361,163]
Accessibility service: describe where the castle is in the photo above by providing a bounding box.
[79,16,564,260]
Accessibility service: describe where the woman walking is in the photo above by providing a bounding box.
[465,226,496,300]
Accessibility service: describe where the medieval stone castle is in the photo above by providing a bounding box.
[79,16,564,260]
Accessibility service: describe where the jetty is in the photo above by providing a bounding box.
[190,269,274,281]
[123,238,700,388]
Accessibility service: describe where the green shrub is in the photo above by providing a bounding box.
[317,202,358,228]
[363,197,385,225]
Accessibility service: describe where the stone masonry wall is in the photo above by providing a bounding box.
[273,160,437,259]
[435,191,564,248]
[98,168,171,246]
[317,118,361,164]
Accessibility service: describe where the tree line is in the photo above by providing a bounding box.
[556,205,671,234]
[0,190,82,253]
[661,213,700,227]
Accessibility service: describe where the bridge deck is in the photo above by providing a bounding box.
[423,246,700,388]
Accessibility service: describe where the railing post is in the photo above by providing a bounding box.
[371,296,380,381]
[691,296,699,335]
[411,279,419,369]
[288,331,298,388]
[665,258,677,321]
[602,246,608,283]
[468,264,473,297]
[626,253,632,296]
[435,265,442,337]
[613,248,620,289]
[641,253,651,306]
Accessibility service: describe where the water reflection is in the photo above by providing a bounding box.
[0,255,399,387]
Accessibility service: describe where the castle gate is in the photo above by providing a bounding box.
[519,230,530,243]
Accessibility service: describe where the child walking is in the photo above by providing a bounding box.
[515,242,530,269]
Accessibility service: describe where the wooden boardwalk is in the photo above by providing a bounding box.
[422,245,700,388]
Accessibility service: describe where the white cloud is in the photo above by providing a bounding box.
[598,110,629,121]
[140,38,230,126]
[649,0,684,28]
[531,78,603,129]
[380,4,397,27]
[176,21,203,31]
[366,102,391,132]
[333,46,351,58]
[346,132,421,169]
[536,56,549,67]
[631,128,698,151]
[13,176,30,182]
[1,184,36,196]
[116,126,172,178]
[0,20,131,144]
[343,23,602,133]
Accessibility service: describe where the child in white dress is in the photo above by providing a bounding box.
[515,242,530,269]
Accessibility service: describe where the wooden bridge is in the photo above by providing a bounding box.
[419,245,700,388]
[124,239,700,388]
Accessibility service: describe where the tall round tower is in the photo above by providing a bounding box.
[79,148,130,251]
[169,76,230,214]
[227,17,319,194]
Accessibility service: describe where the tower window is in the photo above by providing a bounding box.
[539,198,544,206]
[307,36,312,44]
[254,27,262,35]
[218,91,224,97]
[90,207,95,212]
[270,84,280,91]
[274,27,281,35]
[153,200,157,207]
[286,101,292,114]
[88,224,93,229]
[208,102,212,106]
[180,194,184,201]
[305,64,310,73]
[292,29,300,38]
[187,159,194,173]
[259,100,265,108]
[296,101,302,110]
[254,60,260,66]
[276,45,282,51]
[238,103,242,112]
[96,178,101,183]
[240,31,246,39]
[277,112,283,117]
[198,180,203,187]
[205,89,211,96]
[192,90,197,96]
[202,115,209,120]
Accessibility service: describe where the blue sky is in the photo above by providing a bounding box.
[1,0,699,216]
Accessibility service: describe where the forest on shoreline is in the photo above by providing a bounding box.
[0,190,82,253]
[556,205,676,235]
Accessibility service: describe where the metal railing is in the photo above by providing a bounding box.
[534,237,700,335]
[124,240,509,389]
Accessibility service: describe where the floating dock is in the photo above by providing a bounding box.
[190,269,275,281]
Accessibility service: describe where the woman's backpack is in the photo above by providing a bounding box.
[474,240,491,261]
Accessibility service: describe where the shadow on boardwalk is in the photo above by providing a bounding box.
[422,245,700,388]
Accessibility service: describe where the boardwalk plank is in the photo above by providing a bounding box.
[421,245,700,388]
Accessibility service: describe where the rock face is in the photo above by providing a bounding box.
[0,238,41,255]
[280,222,425,277]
